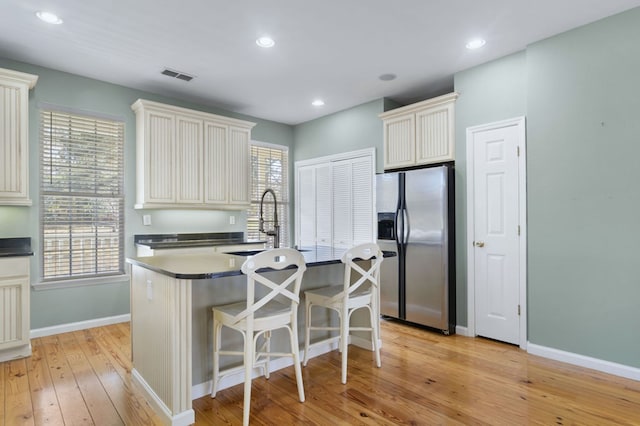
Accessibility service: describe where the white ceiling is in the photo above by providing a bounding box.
[2,1,640,125]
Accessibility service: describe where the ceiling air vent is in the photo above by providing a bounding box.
[161,68,194,82]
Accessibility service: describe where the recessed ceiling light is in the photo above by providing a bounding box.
[465,38,486,50]
[311,99,325,107]
[36,11,63,25]
[379,73,397,81]
[256,37,275,48]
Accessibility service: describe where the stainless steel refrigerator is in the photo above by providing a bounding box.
[376,164,455,334]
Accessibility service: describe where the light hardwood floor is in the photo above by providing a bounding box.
[1,320,638,425]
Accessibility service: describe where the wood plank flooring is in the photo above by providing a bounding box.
[1,320,639,425]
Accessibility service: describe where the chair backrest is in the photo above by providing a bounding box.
[341,243,383,297]
[234,248,307,324]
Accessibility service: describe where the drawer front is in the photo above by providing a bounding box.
[0,257,30,278]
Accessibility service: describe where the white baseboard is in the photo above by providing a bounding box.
[30,314,131,338]
[0,343,32,363]
[192,337,342,400]
[527,342,640,382]
[132,368,195,426]
[455,325,469,336]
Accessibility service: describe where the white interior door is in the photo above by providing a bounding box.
[468,117,526,346]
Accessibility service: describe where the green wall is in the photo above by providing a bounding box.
[454,8,640,368]
[525,9,640,366]
[453,51,528,325]
[0,57,294,329]
[293,98,386,172]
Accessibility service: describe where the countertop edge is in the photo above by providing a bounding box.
[126,248,396,280]
[0,252,34,258]
[135,240,267,250]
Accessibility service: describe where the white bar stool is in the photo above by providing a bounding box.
[211,248,307,426]
[303,242,383,384]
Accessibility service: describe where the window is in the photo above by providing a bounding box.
[248,142,289,247]
[40,109,125,282]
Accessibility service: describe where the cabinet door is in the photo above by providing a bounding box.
[176,116,203,203]
[0,80,30,204]
[315,164,332,246]
[296,163,333,247]
[332,160,352,248]
[204,121,228,204]
[415,102,455,165]
[383,114,415,170]
[297,165,316,246]
[228,126,251,206]
[0,277,29,351]
[145,110,175,203]
[351,156,374,245]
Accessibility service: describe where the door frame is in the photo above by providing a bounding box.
[465,116,528,349]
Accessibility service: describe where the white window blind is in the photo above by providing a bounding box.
[40,109,125,281]
[248,142,289,247]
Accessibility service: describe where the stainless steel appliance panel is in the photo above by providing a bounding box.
[377,239,400,317]
[403,166,448,328]
[376,173,399,214]
[375,165,455,333]
[376,172,400,318]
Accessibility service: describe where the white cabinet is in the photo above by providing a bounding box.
[0,68,38,206]
[297,163,333,247]
[315,164,332,245]
[132,99,255,209]
[295,149,375,248]
[0,257,31,362]
[203,121,227,204]
[176,115,204,204]
[139,108,175,204]
[332,157,374,248]
[332,160,352,248]
[297,166,317,247]
[380,92,457,170]
[228,127,251,206]
[203,122,251,206]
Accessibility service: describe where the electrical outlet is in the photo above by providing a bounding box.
[229,215,235,225]
[143,214,151,226]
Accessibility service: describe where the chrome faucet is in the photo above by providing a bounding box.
[259,188,280,248]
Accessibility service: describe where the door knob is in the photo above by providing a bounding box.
[474,241,485,247]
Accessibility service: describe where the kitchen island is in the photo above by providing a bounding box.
[127,246,394,426]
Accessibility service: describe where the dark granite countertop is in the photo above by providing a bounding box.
[134,232,266,249]
[127,245,396,279]
[0,237,33,257]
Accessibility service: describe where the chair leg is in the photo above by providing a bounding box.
[264,330,271,379]
[289,323,305,402]
[242,330,253,426]
[369,306,381,368]
[340,306,349,384]
[211,320,221,398]
[303,300,311,366]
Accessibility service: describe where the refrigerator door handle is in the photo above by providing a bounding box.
[394,208,402,246]
[403,208,410,244]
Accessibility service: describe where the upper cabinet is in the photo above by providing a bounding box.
[379,92,458,170]
[132,99,255,209]
[0,68,38,206]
